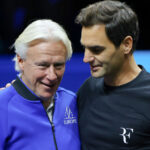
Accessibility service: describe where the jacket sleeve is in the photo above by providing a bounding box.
[0,91,8,149]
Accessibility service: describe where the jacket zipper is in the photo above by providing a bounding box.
[50,121,58,150]
[42,103,58,150]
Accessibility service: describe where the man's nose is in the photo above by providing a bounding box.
[83,49,94,63]
[46,66,57,81]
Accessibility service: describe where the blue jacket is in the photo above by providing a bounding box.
[0,77,81,150]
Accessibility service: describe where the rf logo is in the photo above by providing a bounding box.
[120,127,134,144]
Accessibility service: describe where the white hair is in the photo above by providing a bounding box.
[13,19,73,72]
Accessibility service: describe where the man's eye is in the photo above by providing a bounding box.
[91,47,105,54]
[54,63,65,69]
[92,49,101,54]
[37,63,49,68]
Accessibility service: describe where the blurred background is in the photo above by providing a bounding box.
[0,0,150,92]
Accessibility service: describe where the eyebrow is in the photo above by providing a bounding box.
[35,61,65,66]
[88,45,105,50]
[82,44,105,51]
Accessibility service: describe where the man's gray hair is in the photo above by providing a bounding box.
[13,19,72,71]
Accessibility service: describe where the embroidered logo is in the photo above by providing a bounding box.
[64,107,77,124]
[120,127,134,144]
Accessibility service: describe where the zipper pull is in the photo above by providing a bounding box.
[51,122,55,132]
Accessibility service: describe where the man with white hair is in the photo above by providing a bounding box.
[0,19,80,150]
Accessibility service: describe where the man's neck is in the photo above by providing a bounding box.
[42,98,54,109]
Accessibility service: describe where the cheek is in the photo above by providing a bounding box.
[26,69,46,82]
[95,52,111,63]
[111,51,124,64]
[34,71,47,81]
[57,69,65,79]
[107,53,123,72]
[104,51,117,64]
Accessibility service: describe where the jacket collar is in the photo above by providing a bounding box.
[12,77,40,101]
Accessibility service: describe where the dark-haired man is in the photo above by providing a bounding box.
[76,0,150,149]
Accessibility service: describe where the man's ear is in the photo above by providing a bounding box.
[121,36,133,54]
[17,54,24,70]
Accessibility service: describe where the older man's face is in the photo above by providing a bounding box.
[18,40,67,100]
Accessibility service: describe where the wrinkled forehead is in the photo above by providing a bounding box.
[26,40,67,60]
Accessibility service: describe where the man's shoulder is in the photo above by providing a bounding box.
[0,85,17,117]
[78,76,103,92]
[57,87,76,98]
[0,85,16,102]
[137,66,150,86]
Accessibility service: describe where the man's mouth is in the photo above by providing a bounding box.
[90,64,103,71]
[42,82,55,88]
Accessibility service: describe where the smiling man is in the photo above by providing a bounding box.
[0,19,80,150]
[76,0,150,150]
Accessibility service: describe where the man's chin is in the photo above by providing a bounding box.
[91,71,104,78]
[40,96,53,101]
[38,92,55,101]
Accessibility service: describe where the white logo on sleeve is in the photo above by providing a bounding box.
[120,127,134,144]
[64,107,77,124]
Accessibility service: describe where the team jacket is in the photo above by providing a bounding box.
[0,77,81,150]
